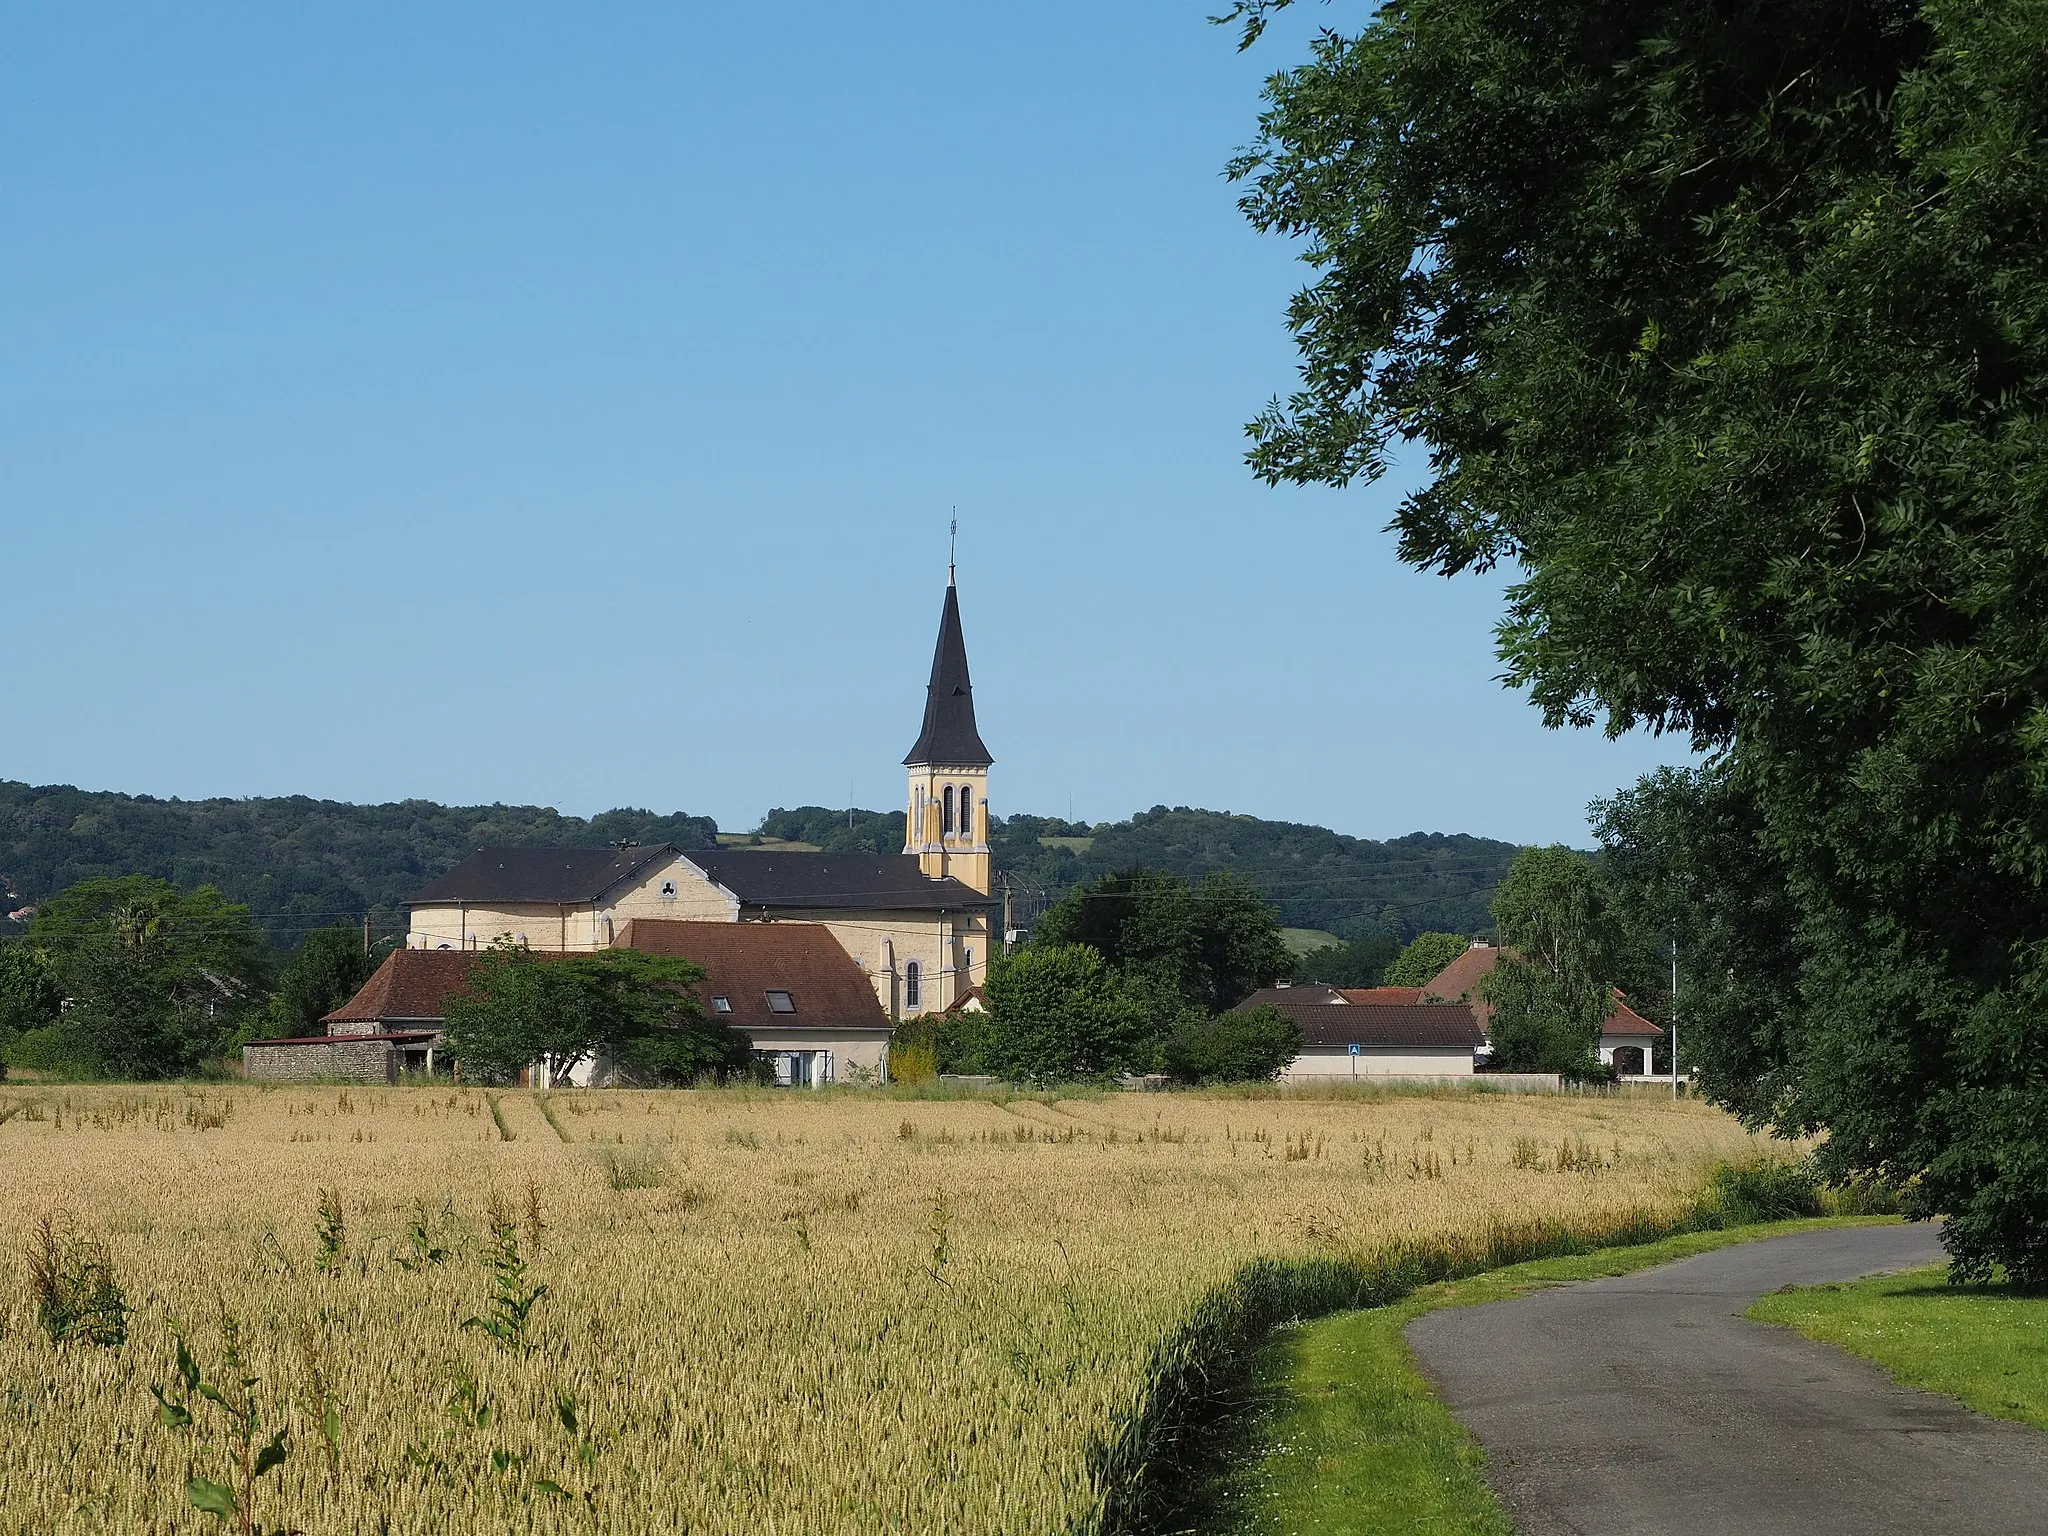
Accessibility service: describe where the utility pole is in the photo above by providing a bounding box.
[1670,937,1680,1099]
[363,912,371,955]
[1002,881,1014,958]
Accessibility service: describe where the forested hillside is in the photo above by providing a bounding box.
[1,780,1518,952]
[758,804,1519,940]
[0,781,716,949]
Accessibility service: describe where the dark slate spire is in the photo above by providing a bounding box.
[904,578,993,767]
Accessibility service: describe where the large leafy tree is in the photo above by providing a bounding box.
[23,877,270,1078]
[1482,847,1617,1073]
[1381,931,1472,988]
[1230,0,2048,1280]
[441,945,749,1086]
[1034,867,1292,1018]
[980,944,1151,1084]
[268,924,389,1036]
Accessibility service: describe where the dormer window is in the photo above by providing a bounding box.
[712,995,732,1014]
[765,990,796,1014]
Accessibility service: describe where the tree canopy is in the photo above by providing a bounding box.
[978,944,1151,1084]
[268,924,389,1037]
[440,945,750,1087]
[1233,0,2048,1281]
[19,876,270,1078]
[1481,848,1617,1073]
[1033,867,1293,1019]
[1381,932,1471,989]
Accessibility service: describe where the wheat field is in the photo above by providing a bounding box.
[0,1083,1766,1535]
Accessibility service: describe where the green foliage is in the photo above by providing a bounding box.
[441,945,748,1087]
[0,941,60,1040]
[1162,1005,1303,1086]
[1291,931,1400,988]
[1381,933,1470,989]
[463,1196,549,1354]
[1034,867,1292,1018]
[1594,767,1802,1118]
[268,924,386,1037]
[980,944,1151,1084]
[1226,0,2048,1288]
[1482,849,1616,1074]
[27,1213,129,1349]
[24,877,269,1078]
[1707,1159,1826,1225]
[152,1316,295,1535]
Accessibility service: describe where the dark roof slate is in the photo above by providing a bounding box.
[409,845,681,906]
[684,849,988,911]
[904,583,993,767]
[1272,1001,1486,1051]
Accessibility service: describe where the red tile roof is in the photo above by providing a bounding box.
[617,920,890,1030]
[1419,944,1501,1004]
[1339,986,1424,1005]
[1603,996,1664,1039]
[323,950,483,1025]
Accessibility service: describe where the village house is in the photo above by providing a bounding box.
[1421,941,1666,1076]
[242,917,895,1087]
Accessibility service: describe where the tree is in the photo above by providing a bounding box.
[1292,932,1400,987]
[980,944,1150,1084]
[1034,868,1292,1018]
[268,925,387,1037]
[1479,849,1617,1073]
[1381,932,1470,989]
[0,942,61,1060]
[22,877,270,1078]
[1593,767,1805,1116]
[1229,0,2048,1284]
[1162,1005,1303,1085]
[440,946,746,1086]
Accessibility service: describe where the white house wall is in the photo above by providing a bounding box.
[1279,1047,1476,1080]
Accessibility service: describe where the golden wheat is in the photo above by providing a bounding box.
[0,1083,1766,1534]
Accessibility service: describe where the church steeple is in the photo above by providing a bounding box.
[904,573,992,894]
[904,577,993,770]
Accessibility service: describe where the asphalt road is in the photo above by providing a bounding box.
[1404,1224,2048,1535]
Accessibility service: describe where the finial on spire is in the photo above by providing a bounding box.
[949,510,957,586]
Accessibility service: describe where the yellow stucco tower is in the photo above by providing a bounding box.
[904,570,993,895]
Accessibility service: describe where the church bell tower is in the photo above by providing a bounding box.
[904,565,993,895]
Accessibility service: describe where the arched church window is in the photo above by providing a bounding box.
[943,786,955,836]
[905,960,922,1009]
[958,785,971,837]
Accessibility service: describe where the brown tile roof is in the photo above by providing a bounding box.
[1603,995,1664,1039]
[1339,986,1424,1005]
[323,950,483,1025]
[1271,1001,1486,1051]
[617,920,890,1031]
[1419,943,1501,1003]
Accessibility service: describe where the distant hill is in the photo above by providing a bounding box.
[760,804,1521,941]
[0,781,1519,953]
[0,781,716,949]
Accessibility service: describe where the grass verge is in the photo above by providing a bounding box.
[1747,1266,2048,1430]
[1112,1215,1891,1536]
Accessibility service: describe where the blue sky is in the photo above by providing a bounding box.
[0,3,1691,845]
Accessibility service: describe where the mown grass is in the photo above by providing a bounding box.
[1748,1266,2048,1430]
[1197,1219,1890,1536]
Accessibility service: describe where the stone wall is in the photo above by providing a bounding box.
[244,1037,396,1083]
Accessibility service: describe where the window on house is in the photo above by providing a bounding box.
[905,960,922,1008]
[766,990,796,1014]
[660,879,677,899]
[943,785,955,835]
[712,995,732,1014]
[964,946,973,973]
[959,785,971,836]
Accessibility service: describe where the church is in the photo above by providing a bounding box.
[400,570,1000,1020]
